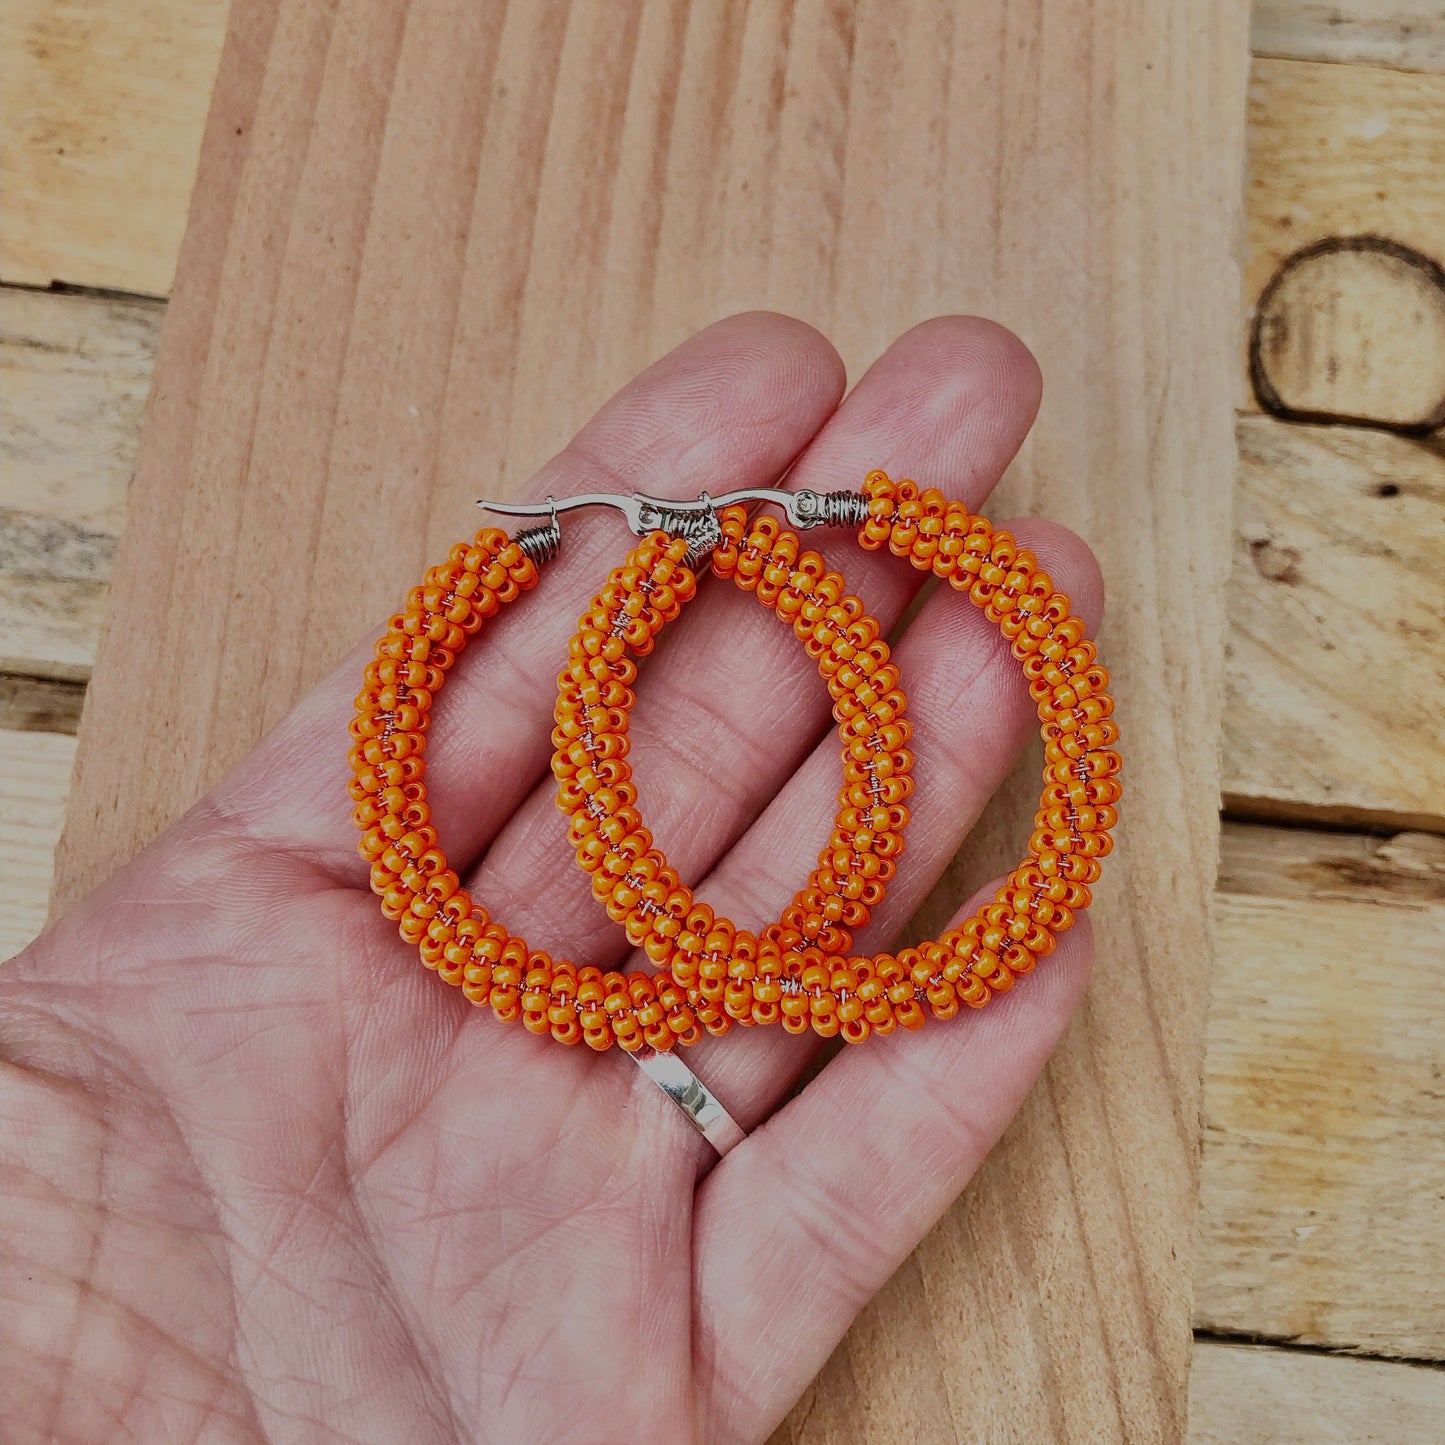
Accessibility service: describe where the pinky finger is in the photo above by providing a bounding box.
[689,909,1093,1445]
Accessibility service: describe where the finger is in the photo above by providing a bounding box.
[677,520,1103,1121]
[461,317,1043,969]
[692,909,1093,1444]
[209,312,847,880]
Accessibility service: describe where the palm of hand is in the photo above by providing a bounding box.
[5,315,1099,1445]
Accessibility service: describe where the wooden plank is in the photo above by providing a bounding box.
[49,2,1251,1439]
[1198,822,1445,1358]
[0,727,76,960]
[1,4,1441,311]
[0,0,229,295]
[1245,57,1445,423]
[1187,1341,1445,1444]
[1252,1,1445,73]
[0,676,85,735]
[0,287,160,679]
[1224,415,1445,832]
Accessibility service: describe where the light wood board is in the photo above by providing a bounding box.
[44,2,1251,1440]
[1187,1341,1445,1444]
[0,0,230,296]
[1246,57,1445,308]
[1252,1,1445,73]
[1245,56,1445,425]
[0,288,159,680]
[1198,823,1445,1358]
[1223,416,1445,831]
[0,727,77,959]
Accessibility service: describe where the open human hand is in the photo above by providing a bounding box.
[4,313,1102,1444]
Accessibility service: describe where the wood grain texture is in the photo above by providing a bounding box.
[1199,822,1445,1358]
[0,676,85,735]
[0,727,76,960]
[0,0,229,295]
[0,288,159,679]
[1245,57,1445,419]
[1252,1,1445,73]
[49,1,1251,1438]
[1224,415,1445,831]
[1187,1341,1445,1444]
[1250,238,1445,431]
[3,1,1428,321]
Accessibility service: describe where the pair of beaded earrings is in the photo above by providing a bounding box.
[349,471,1119,1057]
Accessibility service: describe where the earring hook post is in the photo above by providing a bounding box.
[476,486,866,540]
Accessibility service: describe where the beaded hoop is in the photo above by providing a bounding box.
[349,529,714,1053]
[554,471,1120,1043]
[553,525,914,1038]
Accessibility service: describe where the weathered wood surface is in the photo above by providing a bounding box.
[1252,1,1445,73]
[1198,823,1445,1359]
[1251,237,1445,431]
[0,288,158,680]
[36,2,1250,1439]
[0,727,76,961]
[1223,416,1445,832]
[0,0,230,296]
[1246,57,1445,424]
[1187,1342,1445,1444]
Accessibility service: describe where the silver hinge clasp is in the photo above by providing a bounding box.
[476,487,867,566]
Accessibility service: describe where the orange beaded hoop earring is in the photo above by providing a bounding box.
[553,523,914,1043]
[347,489,910,1060]
[549,472,1120,1045]
[348,526,712,1054]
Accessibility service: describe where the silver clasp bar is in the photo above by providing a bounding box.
[479,485,865,546]
[476,487,868,567]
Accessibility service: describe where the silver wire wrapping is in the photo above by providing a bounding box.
[675,507,725,567]
[479,486,868,566]
[796,488,870,528]
[514,519,562,566]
